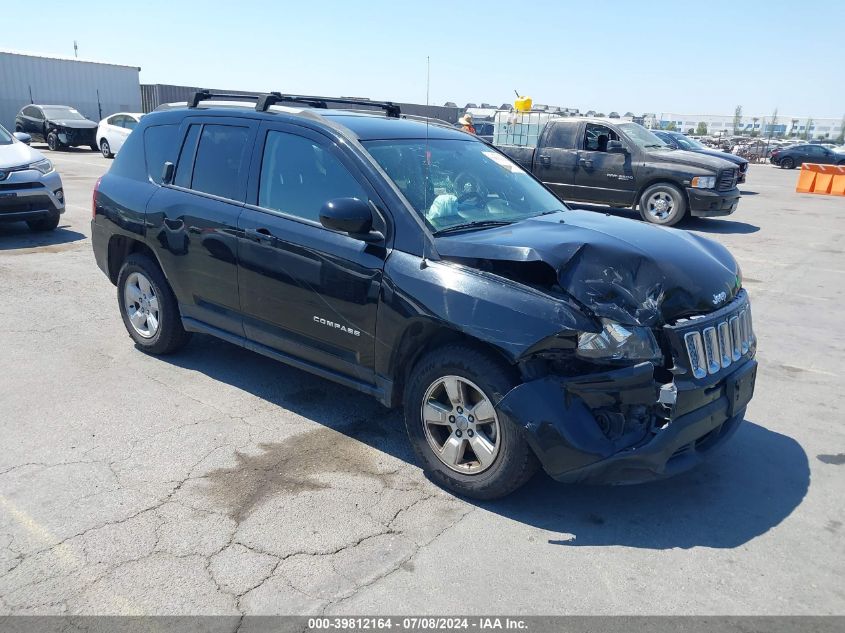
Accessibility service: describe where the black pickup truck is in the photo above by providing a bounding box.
[91,93,757,499]
[497,118,741,226]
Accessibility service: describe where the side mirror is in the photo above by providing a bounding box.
[161,161,175,185]
[319,198,383,242]
[13,132,31,145]
[607,140,627,153]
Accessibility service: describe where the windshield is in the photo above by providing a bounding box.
[0,124,12,145]
[672,134,706,150]
[618,122,667,149]
[42,107,87,121]
[362,138,566,233]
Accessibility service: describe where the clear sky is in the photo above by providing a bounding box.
[4,0,843,119]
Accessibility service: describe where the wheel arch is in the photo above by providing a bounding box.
[106,235,161,285]
[385,321,518,408]
[634,178,689,210]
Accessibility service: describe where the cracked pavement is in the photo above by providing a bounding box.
[1,152,843,616]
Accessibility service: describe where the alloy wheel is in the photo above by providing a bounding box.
[646,190,675,221]
[421,375,501,474]
[123,272,160,338]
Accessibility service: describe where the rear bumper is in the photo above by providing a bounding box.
[687,187,741,217]
[497,358,756,485]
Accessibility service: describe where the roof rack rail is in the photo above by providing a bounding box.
[256,93,401,118]
[188,90,261,108]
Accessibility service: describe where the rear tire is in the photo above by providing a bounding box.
[26,212,60,232]
[638,182,687,226]
[403,344,539,500]
[100,139,113,158]
[117,254,191,355]
[780,157,795,169]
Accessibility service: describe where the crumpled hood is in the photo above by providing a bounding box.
[49,119,97,129]
[649,148,738,173]
[435,210,742,327]
[0,140,45,169]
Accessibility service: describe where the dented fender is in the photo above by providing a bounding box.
[495,362,659,478]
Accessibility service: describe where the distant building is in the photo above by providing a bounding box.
[657,112,843,138]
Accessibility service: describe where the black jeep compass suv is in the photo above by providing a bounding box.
[91,92,757,499]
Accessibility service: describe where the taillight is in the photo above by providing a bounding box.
[92,176,102,218]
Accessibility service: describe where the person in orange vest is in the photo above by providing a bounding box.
[458,113,476,135]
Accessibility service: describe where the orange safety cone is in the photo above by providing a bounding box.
[796,164,817,193]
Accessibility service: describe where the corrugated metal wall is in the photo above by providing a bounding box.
[0,52,141,129]
[139,83,461,123]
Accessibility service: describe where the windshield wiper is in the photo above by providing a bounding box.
[433,220,514,235]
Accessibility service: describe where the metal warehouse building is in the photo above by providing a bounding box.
[0,50,141,130]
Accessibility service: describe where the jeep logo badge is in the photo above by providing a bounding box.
[712,291,727,305]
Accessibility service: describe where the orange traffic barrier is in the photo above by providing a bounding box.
[796,163,845,196]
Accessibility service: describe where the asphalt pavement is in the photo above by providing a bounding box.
[0,150,842,616]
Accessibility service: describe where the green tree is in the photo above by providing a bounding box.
[733,105,743,135]
[665,121,677,131]
[695,121,708,135]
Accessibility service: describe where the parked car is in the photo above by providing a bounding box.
[770,144,845,169]
[91,92,757,499]
[496,117,742,227]
[14,104,98,151]
[96,112,144,158]
[0,123,64,231]
[652,130,749,183]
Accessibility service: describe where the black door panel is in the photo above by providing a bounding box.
[237,122,387,382]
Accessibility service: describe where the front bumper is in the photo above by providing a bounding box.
[686,186,741,217]
[56,128,96,147]
[497,358,757,485]
[0,169,64,222]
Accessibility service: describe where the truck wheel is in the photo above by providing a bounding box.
[639,183,687,226]
[780,157,795,169]
[117,254,191,355]
[100,139,113,158]
[403,345,538,500]
[46,132,60,151]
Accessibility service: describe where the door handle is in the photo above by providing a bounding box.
[579,158,593,168]
[245,227,273,242]
[539,154,551,166]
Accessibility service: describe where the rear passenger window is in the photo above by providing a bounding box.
[190,125,250,201]
[143,124,178,184]
[175,125,201,188]
[545,122,577,149]
[258,131,367,222]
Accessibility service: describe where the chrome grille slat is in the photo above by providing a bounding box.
[675,294,755,379]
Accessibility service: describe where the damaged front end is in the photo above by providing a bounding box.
[498,290,757,484]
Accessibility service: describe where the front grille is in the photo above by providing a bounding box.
[681,304,754,379]
[717,168,738,191]
[0,182,43,191]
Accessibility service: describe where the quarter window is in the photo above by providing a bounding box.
[190,124,250,201]
[258,130,367,222]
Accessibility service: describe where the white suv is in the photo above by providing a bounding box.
[0,125,64,232]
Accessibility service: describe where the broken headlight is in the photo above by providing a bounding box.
[577,319,661,362]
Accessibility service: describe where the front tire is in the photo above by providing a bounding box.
[26,212,60,232]
[46,132,60,151]
[403,345,538,499]
[117,254,191,355]
[639,182,687,226]
[100,139,113,158]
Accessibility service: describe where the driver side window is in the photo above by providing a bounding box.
[584,124,619,152]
